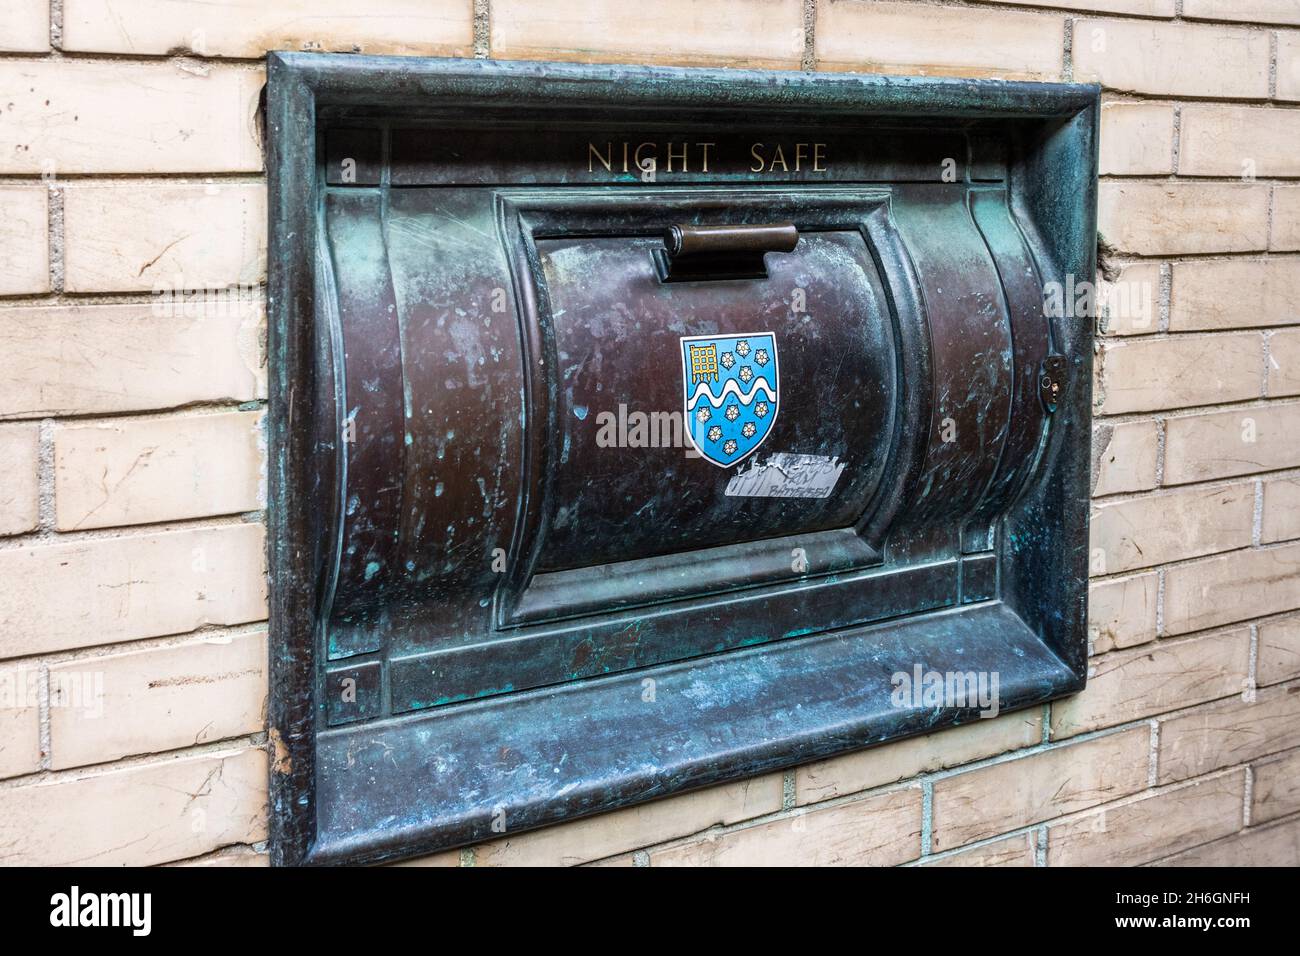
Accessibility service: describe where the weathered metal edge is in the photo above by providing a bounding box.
[271,51,1099,118]
[306,601,1080,866]
[266,53,319,868]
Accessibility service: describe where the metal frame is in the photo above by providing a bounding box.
[266,52,1099,866]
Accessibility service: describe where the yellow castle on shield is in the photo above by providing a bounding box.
[688,343,719,384]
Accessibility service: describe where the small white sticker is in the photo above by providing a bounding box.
[725,452,846,499]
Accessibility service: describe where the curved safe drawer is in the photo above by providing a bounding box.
[266,55,1099,865]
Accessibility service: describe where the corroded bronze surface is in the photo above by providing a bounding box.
[266,53,1098,866]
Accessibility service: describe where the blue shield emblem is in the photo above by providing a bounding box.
[681,332,779,468]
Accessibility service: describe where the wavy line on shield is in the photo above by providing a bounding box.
[686,378,777,410]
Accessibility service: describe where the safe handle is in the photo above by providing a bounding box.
[654,222,798,282]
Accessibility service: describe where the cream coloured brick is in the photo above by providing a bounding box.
[1099,261,1160,336]
[1170,258,1300,331]
[63,182,266,294]
[173,846,269,867]
[0,666,41,779]
[0,301,264,419]
[1073,19,1269,98]
[930,728,1150,850]
[1269,328,1300,398]
[1046,770,1245,866]
[1098,182,1269,256]
[48,629,267,770]
[1096,334,1262,415]
[1,1,49,52]
[584,853,635,867]
[1154,814,1300,865]
[649,786,922,866]
[795,710,1043,806]
[0,524,267,658]
[1184,0,1300,26]
[1275,186,1300,252]
[1180,106,1300,177]
[1164,403,1300,484]
[54,411,264,530]
[918,832,1035,867]
[493,0,804,69]
[474,773,783,866]
[1052,629,1250,738]
[1157,681,1300,782]
[815,1,1063,80]
[1099,102,1175,176]
[1092,420,1158,496]
[0,425,39,536]
[0,186,48,296]
[976,0,1173,14]
[1089,572,1158,654]
[0,60,262,176]
[1263,478,1300,543]
[1259,613,1300,685]
[0,746,266,866]
[1281,32,1300,101]
[1164,543,1300,635]
[1090,482,1255,574]
[390,849,462,867]
[63,0,473,58]
[1253,748,1300,823]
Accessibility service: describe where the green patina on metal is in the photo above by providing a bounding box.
[266,52,1098,866]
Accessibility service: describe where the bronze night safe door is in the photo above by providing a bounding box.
[266,54,1099,865]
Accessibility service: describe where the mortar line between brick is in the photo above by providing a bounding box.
[0,730,269,790]
[0,510,267,555]
[802,0,818,71]
[1253,479,1265,546]
[1269,31,1279,100]
[1246,623,1259,703]
[29,422,57,542]
[0,620,271,670]
[920,780,933,855]
[1153,416,1167,487]
[1243,765,1254,827]
[919,761,1267,867]
[1147,719,1160,787]
[50,0,63,53]
[163,842,267,866]
[1096,395,1300,429]
[1062,18,1073,84]
[1084,535,1297,579]
[0,401,268,434]
[474,0,491,59]
[46,182,64,296]
[1155,567,1166,637]
[1267,181,1277,252]
[903,819,1048,866]
[1157,261,1172,333]
[1146,807,1300,865]
[1263,329,1276,399]
[1171,105,1181,175]
[908,759,1269,867]
[37,663,51,771]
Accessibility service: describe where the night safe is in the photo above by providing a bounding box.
[266,54,1098,865]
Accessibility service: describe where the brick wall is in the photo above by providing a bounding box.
[0,0,1297,867]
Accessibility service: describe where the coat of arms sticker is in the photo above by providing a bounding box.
[681,332,779,468]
